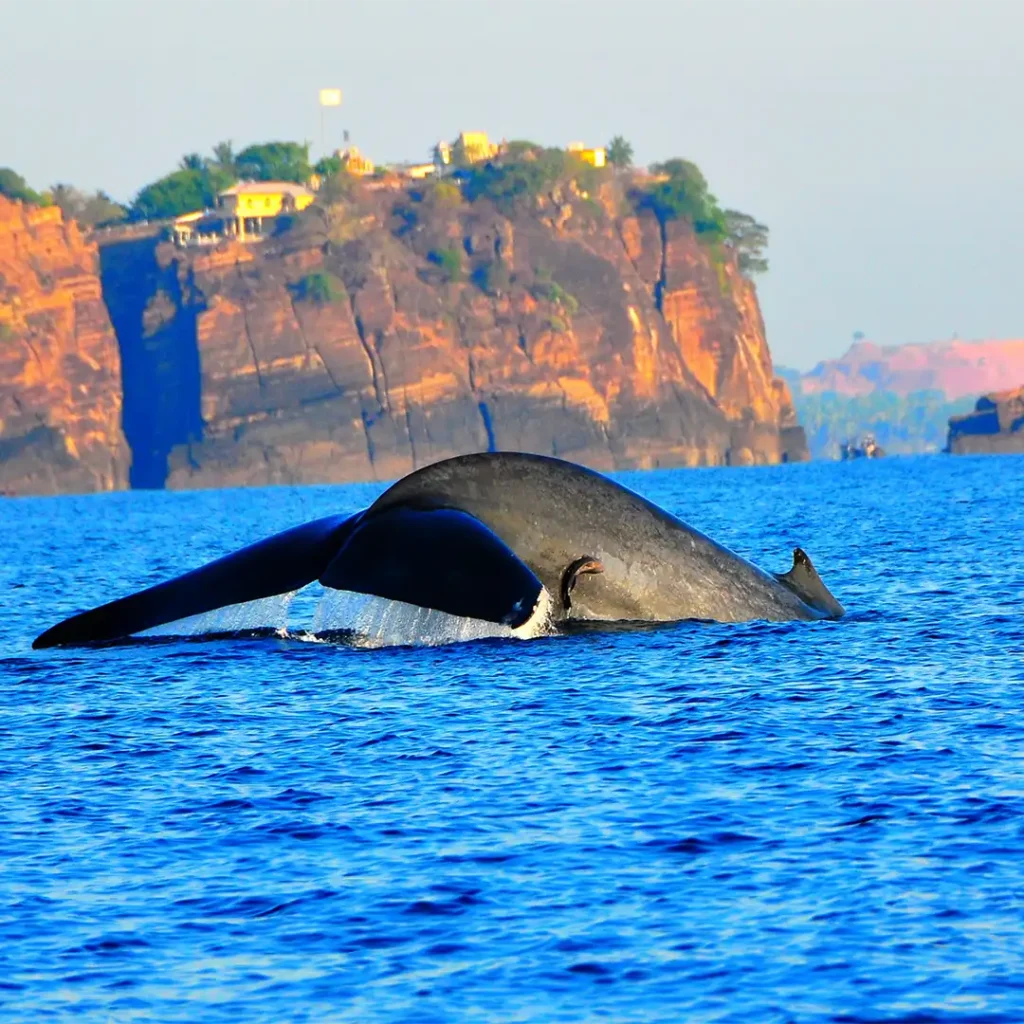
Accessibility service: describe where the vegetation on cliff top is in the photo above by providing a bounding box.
[0,168,49,206]
[460,145,603,211]
[634,160,769,276]
[1,167,126,227]
[3,133,769,276]
[130,141,315,221]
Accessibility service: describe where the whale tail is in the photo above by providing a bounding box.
[775,548,844,619]
[33,506,545,649]
[32,513,359,649]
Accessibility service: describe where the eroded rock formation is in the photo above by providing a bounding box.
[948,388,1024,455]
[100,177,805,491]
[0,197,128,494]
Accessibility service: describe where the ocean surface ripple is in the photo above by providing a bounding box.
[1,456,1022,1022]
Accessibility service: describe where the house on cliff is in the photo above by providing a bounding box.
[566,142,607,167]
[171,181,315,246]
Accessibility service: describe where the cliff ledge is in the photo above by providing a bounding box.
[0,196,128,494]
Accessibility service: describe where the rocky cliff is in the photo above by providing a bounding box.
[948,387,1024,455]
[98,175,805,491]
[0,196,128,494]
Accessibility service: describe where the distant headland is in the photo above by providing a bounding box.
[781,337,1024,458]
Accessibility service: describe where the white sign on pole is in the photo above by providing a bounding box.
[319,88,343,107]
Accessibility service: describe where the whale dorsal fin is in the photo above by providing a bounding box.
[775,548,844,619]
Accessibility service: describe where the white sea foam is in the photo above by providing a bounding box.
[136,585,553,648]
[137,592,296,638]
[311,586,553,647]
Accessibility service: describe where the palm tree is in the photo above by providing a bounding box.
[212,141,235,173]
[180,153,205,172]
[607,136,634,168]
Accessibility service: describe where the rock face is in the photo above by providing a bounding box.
[801,338,1024,400]
[0,197,128,495]
[99,177,806,491]
[948,388,1024,455]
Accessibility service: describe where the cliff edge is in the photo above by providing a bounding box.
[0,197,128,494]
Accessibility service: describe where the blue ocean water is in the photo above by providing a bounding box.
[2,455,1023,1023]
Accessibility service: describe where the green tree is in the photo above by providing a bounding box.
[235,141,311,183]
[313,154,343,178]
[50,184,127,227]
[607,136,633,167]
[0,167,43,204]
[723,209,769,276]
[130,164,233,220]
[179,153,205,172]
[641,159,725,238]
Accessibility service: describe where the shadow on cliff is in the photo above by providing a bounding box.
[99,238,203,488]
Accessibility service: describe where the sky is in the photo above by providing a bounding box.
[2,0,1022,369]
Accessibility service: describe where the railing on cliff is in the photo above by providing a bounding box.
[88,221,168,247]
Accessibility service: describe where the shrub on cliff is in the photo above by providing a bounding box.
[472,259,511,296]
[290,270,346,305]
[0,168,46,206]
[530,272,579,316]
[50,185,127,228]
[462,148,604,212]
[428,247,463,282]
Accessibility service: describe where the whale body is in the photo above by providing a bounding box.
[32,452,843,649]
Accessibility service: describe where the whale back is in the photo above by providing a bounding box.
[370,452,837,623]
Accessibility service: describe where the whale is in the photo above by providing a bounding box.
[32,452,844,649]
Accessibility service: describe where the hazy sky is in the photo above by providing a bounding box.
[3,0,1022,368]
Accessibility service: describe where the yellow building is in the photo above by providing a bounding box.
[455,131,498,164]
[567,142,607,168]
[339,146,375,176]
[217,181,315,239]
[170,181,316,245]
[403,163,437,180]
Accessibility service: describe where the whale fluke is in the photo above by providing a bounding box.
[33,505,546,649]
[32,513,356,649]
[774,548,845,619]
[320,507,543,628]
